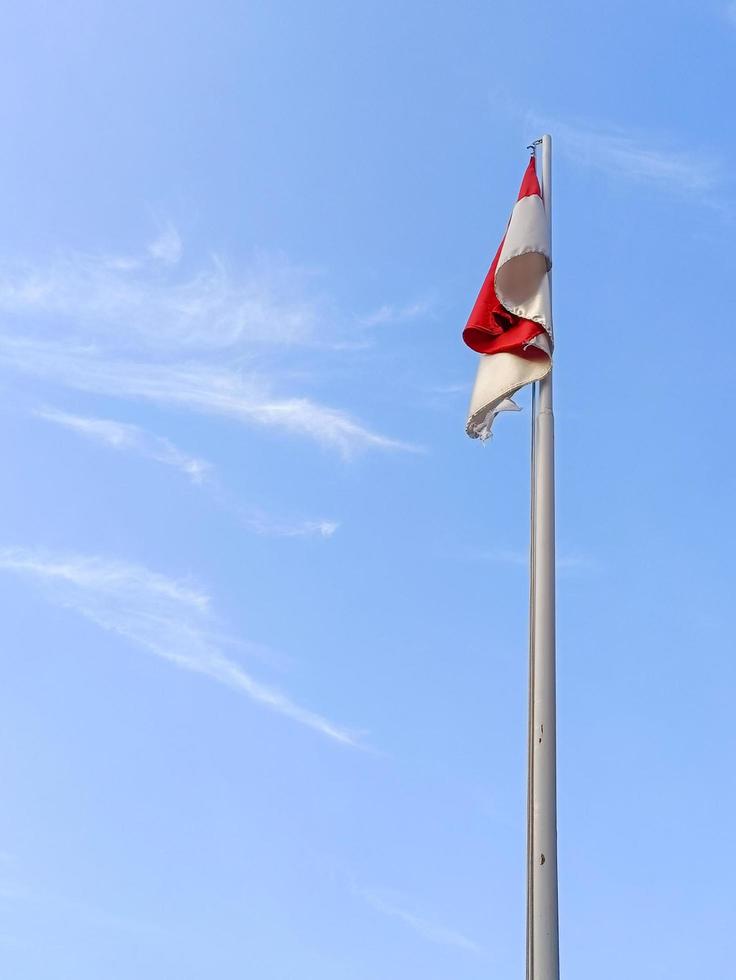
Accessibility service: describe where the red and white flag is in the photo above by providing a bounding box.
[463,155,553,439]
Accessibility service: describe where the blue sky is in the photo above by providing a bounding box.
[0,1,734,976]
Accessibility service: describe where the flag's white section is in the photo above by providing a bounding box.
[466,352,549,440]
[496,193,553,335]
[465,182,553,440]
[497,194,552,334]
[498,194,552,271]
[498,266,553,336]
[498,194,551,273]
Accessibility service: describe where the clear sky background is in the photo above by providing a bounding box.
[0,2,734,977]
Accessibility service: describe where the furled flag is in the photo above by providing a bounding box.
[463,155,553,439]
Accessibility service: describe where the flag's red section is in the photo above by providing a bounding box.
[462,156,544,356]
[516,155,542,200]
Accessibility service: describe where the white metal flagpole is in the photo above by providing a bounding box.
[526,132,560,980]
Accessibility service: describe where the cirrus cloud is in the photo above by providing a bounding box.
[0,548,361,746]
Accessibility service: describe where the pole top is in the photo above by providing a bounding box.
[527,135,552,156]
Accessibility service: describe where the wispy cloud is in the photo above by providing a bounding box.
[0,231,422,456]
[238,512,339,539]
[471,546,597,572]
[36,408,211,483]
[528,114,720,197]
[34,407,341,537]
[0,335,418,458]
[146,224,183,266]
[0,853,26,907]
[358,888,481,954]
[554,551,597,572]
[477,547,529,568]
[425,382,467,396]
[0,548,360,746]
[0,854,164,940]
[359,299,433,328]
[0,241,323,352]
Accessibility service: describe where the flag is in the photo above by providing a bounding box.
[463,155,553,439]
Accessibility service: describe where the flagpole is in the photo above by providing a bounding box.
[526,133,560,980]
